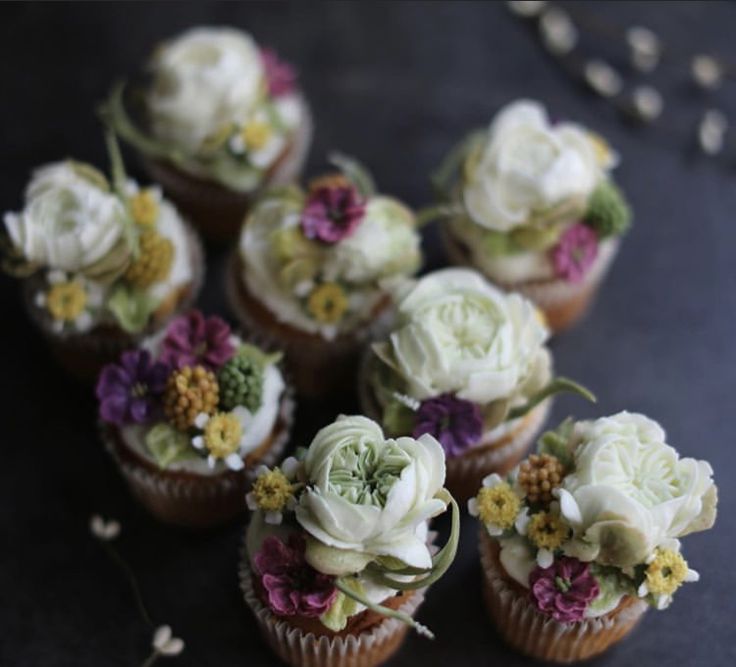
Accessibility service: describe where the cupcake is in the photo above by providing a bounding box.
[240,415,459,667]
[97,310,294,528]
[359,267,593,501]
[103,26,312,242]
[471,411,717,663]
[2,140,203,382]
[227,155,422,398]
[434,99,631,332]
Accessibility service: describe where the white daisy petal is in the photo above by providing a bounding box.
[34,292,47,307]
[194,413,210,429]
[191,436,205,450]
[225,453,244,471]
[482,473,503,489]
[537,548,554,568]
[280,457,300,480]
[264,511,283,525]
[207,455,216,469]
[245,492,258,511]
[685,568,700,583]
[48,269,67,284]
[467,498,479,517]
[153,625,172,650]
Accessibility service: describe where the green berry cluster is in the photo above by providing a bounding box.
[218,350,264,413]
[584,181,631,238]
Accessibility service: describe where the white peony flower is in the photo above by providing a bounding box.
[557,412,717,568]
[295,415,447,570]
[147,27,265,152]
[463,99,608,232]
[384,268,549,404]
[4,162,128,273]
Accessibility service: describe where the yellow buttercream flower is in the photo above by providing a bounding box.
[307,282,348,324]
[527,511,570,550]
[241,121,273,151]
[130,190,160,227]
[203,412,243,459]
[475,483,520,530]
[46,281,87,321]
[645,549,690,596]
[252,469,294,512]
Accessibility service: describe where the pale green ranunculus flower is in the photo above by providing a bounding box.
[558,412,717,568]
[385,268,549,404]
[295,415,447,571]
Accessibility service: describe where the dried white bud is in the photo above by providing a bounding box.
[507,1,547,17]
[539,8,577,56]
[585,60,623,98]
[692,55,722,91]
[698,110,728,155]
[626,26,661,72]
[631,86,663,122]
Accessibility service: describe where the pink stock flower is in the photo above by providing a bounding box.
[300,185,366,244]
[159,311,235,371]
[550,223,599,283]
[260,48,297,98]
[529,556,600,623]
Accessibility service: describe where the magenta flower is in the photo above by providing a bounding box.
[529,557,600,623]
[260,47,297,98]
[96,349,170,426]
[413,394,483,458]
[300,185,366,244]
[159,311,235,371]
[254,534,337,618]
[550,223,599,283]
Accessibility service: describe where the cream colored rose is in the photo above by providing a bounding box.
[558,412,717,568]
[3,162,128,273]
[384,268,549,404]
[147,27,264,152]
[463,99,606,232]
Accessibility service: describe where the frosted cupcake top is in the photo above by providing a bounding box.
[246,415,458,637]
[435,100,631,284]
[366,268,593,458]
[239,156,421,340]
[470,412,717,622]
[96,310,287,475]
[2,155,194,336]
[105,27,305,192]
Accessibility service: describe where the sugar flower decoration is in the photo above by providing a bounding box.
[550,222,599,283]
[160,311,235,371]
[413,393,483,458]
[97,349,170,426]
[35,270,104,333]
[306,282,348,324]
[637,541,699,610]
[254,534,338,618]
[469,473,522,536]
[529,557,600,623]
[89,514,121,541]
[260,48,297,98]
[246,457,300,525]
[191,409,249,471]
[300,184,366,244]
[151,625,185,657]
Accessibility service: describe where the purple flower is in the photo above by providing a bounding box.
[96,349,170,426]
[254,534,337,618]
[413,393,483,458]
[300,185,366,244]
[529,557,600,623]
[550,223,599,283]
[159,311,235,371]
[260,47,297,98]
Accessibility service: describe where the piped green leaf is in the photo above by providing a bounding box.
[430,129,486,199]
[508,378,596,421]
[107,284,157,334]
[145,423,198,469]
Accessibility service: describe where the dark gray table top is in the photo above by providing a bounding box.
[1,2,734,665]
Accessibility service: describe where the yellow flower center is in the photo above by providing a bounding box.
[242,121,272,151]
[130,190,159,227]
[307,282,349,324]
[252,469,294,512]
[476,483,520,530]
[527,511,569,550]
[46,281,87,321]
[645,549,689,596]
[203,412,242,459]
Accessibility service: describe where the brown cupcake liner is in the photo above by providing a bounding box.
[226,252,390,399]
[21,219,205,384]
[100,387,294,529]
[442,226,620,333]
[239,544,426,667]
[143,98,314,243]
[479,530,647,663]
[357,354,550,502]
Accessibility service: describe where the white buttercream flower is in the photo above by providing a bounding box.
[147,27,265,152]
[462,100,607,232]
[557,412,717,568]
[295,415,447,569]
[384,268,549,404]
[4,162,128,273]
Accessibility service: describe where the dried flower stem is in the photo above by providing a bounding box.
[101,541,154,628]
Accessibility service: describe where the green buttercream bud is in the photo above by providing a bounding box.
[217,345,267,412]
[382,400,416,436]
[320,579,364,632]
[587,564,633,616]
[107,283,157,334]
[510,224,564,252]
[585,181,631,238]
[145,423,198,468]
[305,538,374,576]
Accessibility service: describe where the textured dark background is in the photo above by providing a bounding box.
[1,2,735,666]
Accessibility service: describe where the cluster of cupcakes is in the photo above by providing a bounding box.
[1,24,718,667]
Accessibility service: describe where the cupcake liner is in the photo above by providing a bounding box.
[238,543,426,667]
[479,530,647,663]
[143,97,313,243]
[22,220,205,384]
[442,226,620,333]
[357,354,550,502]
[101,387,294,529]
[226,252,390,399]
